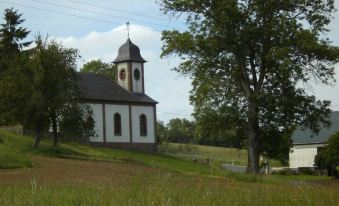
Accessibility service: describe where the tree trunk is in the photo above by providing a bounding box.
[22,124,28,136]
[32,126,42,148]
[51,115,58,147]
[247,101,260,174]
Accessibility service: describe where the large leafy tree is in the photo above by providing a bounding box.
[194,107,246,148]
[160,0,339,173]
[166,118,195,143]
[25,37,83,148]
[0,8,94,148]
[80,59,116,80]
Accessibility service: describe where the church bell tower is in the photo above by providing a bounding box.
[113,38,146,94]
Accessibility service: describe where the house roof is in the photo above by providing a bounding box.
[113,38,146,63]
[292,111,339,145]
[77,72,157,104]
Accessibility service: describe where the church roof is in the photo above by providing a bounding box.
[77,72,157,104]
[291,111,339,145]
[113,38,146,63]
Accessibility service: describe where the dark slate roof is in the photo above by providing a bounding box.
[113,38,146,63]
[292,111,339,145]
[77,72,157,104]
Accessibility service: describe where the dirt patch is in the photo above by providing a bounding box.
[0,156,160,185]
[307,179,339,188]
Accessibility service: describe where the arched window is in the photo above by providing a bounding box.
[139,114,147,136]
[114,113,121,136]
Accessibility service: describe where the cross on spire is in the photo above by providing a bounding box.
[126,21,130,39]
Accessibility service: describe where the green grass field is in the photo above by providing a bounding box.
[0,129,338,205]
[159,142,283,167]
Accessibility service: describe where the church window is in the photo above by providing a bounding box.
[140,114,147,136]
[114,113,122,136]
[134,69,140,80]
[119,69,126,81]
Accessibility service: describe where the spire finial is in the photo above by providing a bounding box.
[126,22,130,39]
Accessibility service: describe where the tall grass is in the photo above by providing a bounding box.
[0,129,338,205]
[0,130,32,169]
[0,174,337,206]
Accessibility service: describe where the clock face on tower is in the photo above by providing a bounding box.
[134,69,140,80]
[119,69,126,81]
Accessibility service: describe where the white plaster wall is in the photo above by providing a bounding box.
[289,144,324,168]
[105,104,130,142]
[131,106,155,143]
[117,62,129,90]
[89,103,103,142]
[132,62,143,93]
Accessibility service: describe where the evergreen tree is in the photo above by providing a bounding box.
[0,8,31,125]
[0,8,31,67]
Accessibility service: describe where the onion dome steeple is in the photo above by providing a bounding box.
[114,37,146,94]
[113,38,146,63]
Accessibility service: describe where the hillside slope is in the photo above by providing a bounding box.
[0,129,217,176]
[0,129,338,205]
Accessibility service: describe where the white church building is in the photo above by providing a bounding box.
[78,38,158,151]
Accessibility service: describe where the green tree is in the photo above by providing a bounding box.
[194,107,246,148]
[0,8,31,60]
[80,59,116,80]
[58,103,95,143]
[315,132,339,176]
[0,9,94,148]
[0,8,31,125]
[156,120,168,144]
[26,37,82,148]
[160,0,339,173]
[167,118,195,143]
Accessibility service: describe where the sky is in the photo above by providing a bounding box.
[0,0,339,123]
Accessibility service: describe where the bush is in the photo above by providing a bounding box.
[298,167,317,175]
[0,136,3,144]
[272,168,299,175]
[335,166,339,179]
[314,132,339,176]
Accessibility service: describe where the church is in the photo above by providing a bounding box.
[78,38,158,152]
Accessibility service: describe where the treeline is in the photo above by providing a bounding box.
[0,8,94,148]
[157,117,246,148]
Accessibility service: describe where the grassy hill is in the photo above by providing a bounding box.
[0,129,217,176]
[0,129,338,205]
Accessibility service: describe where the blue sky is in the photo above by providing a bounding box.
[1,0,339,123]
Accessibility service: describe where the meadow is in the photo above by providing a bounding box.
[158,142,283,167]
[0,129,338,205]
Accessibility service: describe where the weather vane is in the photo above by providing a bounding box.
[126,22,130,39]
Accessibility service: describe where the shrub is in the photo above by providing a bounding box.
[298,167,317,175]
[314,132,339,176]
[335,166,339,178]
[272,168,299,175]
